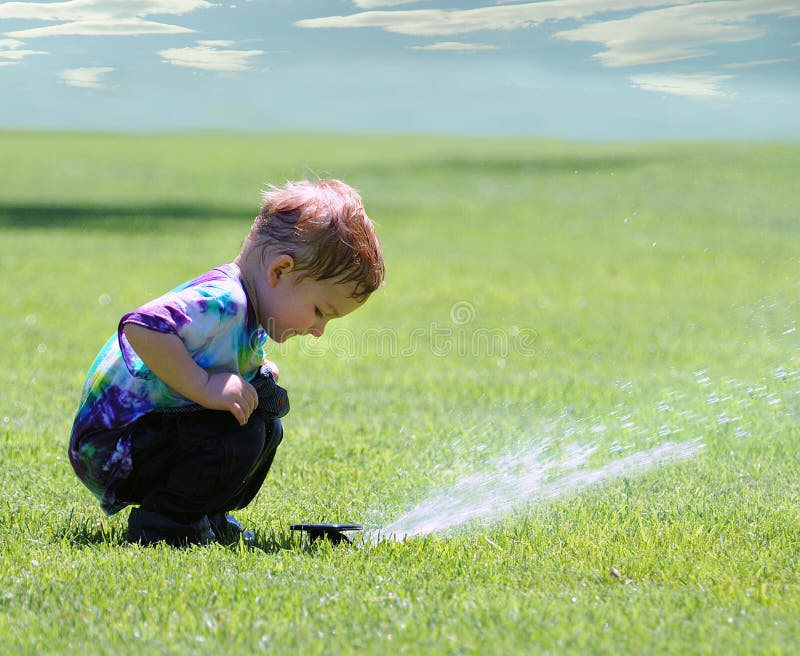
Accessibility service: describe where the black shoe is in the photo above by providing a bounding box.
[207,512,255,544]
[128,508,216,547]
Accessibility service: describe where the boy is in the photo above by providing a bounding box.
[68,179,385,546]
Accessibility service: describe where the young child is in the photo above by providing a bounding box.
[68,179,385,546]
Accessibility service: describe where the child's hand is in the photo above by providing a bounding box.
[262,359,280,381]
[202,372,259,426]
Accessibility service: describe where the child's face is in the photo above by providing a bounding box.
[247,254,364,343]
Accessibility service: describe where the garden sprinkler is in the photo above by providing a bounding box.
[291,523,363,546]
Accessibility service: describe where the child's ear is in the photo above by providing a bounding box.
[268,254,295,287]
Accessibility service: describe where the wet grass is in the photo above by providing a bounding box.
[0,131,798,654]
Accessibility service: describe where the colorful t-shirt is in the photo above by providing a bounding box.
[68,263,267,514]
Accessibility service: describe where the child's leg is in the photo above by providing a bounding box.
[227,416,283,511]
[118,410,280,545]
[205,417,283,542]
[140,410,268,519]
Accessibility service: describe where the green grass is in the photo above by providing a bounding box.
[0,131,798,654]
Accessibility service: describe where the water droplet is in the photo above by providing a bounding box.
[98,293,112,306]
[24,314,37,326]
[37,343,47,353]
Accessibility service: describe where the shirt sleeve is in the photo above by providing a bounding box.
[118,280,241,379]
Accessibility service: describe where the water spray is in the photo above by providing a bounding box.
[291,361,796,547]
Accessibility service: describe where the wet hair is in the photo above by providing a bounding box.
[243,178,385,300]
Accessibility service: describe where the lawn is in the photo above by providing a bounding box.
[0,131,797,654]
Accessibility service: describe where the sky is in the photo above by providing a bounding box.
[1,0,798,139]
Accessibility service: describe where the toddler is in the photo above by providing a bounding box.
[68,179,385,546]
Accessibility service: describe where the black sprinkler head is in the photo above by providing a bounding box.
[291,523,363,546]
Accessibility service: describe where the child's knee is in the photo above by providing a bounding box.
[265,417,283,450]
[232,416,283,476]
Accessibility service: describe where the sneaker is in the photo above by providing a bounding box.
[128,508,216,547]
[207,512,255,544]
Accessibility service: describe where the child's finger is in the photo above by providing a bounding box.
[230,402,247,426]
[244,381,259,410]
[262,359,279,381]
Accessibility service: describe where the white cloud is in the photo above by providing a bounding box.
[0,37,47,63]
[0,0,211,20]
[196,39,236,47]
[296,1,689,37]
[8,18,194,38]
[555,0,800,67]
[409,41,499,51]
[722,58,794,69]
[159,41,264,71]
[353,0,423,8]
[298,0,799,78]
[0,0,211,38]
[629,72,733,98]
[58,66,114,88]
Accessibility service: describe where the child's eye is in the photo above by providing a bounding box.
[315,307,324,319]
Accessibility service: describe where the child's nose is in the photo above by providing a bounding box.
[308,320,327,338]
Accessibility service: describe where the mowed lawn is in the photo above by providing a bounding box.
[0,131,797,654]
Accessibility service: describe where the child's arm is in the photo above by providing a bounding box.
[123,323,259,426]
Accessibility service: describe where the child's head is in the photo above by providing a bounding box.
[242,178,384,301]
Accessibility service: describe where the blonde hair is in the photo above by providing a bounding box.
[243,179,385,300]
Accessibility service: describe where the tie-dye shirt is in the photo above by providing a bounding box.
[69,263,267,514]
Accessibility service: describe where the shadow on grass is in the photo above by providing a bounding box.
[55,513,309,554]
[359,152,672,178]
[247,527,306,554]
[0,203,250,231]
